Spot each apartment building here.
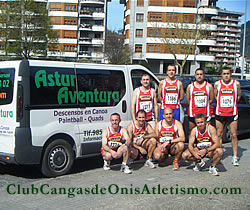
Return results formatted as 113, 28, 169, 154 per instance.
210, 9, 242, 71
122, 0, 218, 74
0, 0, 108, 62
48, 0, 108, 62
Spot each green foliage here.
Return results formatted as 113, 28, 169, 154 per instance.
0, 0, 58, 58
104, 30, 131, 64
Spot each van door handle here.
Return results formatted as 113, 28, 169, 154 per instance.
122, 100, 127, 113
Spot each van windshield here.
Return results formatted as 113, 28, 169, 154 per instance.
0, 68, 15, 105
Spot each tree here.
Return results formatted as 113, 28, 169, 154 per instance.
104, 30, 131, 64
151, 14, 211, 75
0, 0, 58, 59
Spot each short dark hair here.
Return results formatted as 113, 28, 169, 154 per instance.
110, 113, 120, 119
136, 109, 146, 117
195, 68, 204, 74
222, 68, 231, 74
167, 64, 176, 71
141, 74, 150, 79
194, 114, 206, 121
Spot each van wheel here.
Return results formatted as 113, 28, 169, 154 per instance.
222, 125, 231, 143
41, 139, 74, 177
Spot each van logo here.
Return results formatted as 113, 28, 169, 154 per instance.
0, 109, 13, 118
34, 70, 120, 105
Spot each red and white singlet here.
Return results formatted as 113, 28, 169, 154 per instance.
136, 87, 154, 120
106, 126, 123, 149
195, 124, 214, 149
160, 79, 180, 109
188, 81, 210, 117
158, 120, 178, 144
132, 121, 147, 144
216, 80, 238, 116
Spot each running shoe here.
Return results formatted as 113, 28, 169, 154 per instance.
232, 156, 239, 166
120, 164, 132, 174
145, 159, 156, 169
173, 159, 179, 170
209, 166, 219, 176
193, 159, 205, 171
103, 160, 110, 171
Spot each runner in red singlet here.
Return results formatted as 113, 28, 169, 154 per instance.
182, 114, 223, 176
101, 113, 132, 174
214, 68, 241, 166
186, 68, 214, 131
158, 64, 184, 122
131, 74, 158, 128
127, 110, 157, 168
153, 107, 185, 170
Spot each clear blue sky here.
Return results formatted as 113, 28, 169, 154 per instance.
107, 0, 249, 31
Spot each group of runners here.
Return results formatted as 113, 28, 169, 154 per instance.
101, 64, 241, 176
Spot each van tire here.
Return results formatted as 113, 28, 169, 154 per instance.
41, 139, 74, 177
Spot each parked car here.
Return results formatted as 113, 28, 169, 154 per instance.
237, 79, 250, 91
181, 89, 250, 143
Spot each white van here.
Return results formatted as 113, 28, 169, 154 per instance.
0, 60, 159, 177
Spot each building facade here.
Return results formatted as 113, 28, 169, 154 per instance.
0, 0, 108, 62
210, 9, 242, 71
122, 0, 218, 74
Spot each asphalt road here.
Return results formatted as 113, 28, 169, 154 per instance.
0, 134, 249, 210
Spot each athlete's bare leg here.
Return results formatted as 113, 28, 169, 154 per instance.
153, 146, 168, 162
208, 148, 224, 167
229, 120, 238, 157
182, 148, 199, 162
170, 142, 184, 161
117, 144, 129, 164
129, 146, 139, 160
216, 120, 225, 146
143, 138, 157, 160
102, 151, 113, 161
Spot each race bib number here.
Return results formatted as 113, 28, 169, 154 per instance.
221, 96, 233, 107
194, 96, 207, 107
140, 101, 152, 113
159, 136, 173, 143
197, 142, 212, 149
108, 141, 122, 149
165, 93, 178, 104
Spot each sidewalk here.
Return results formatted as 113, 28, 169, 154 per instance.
0, 139, 249, 210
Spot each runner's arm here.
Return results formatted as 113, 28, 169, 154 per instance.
179, 81, 184, 102
172, 121, 185, 143
188, 128, 197, 156
236, 81, 241, 102
152, 89, 159, 122
208, 83, 214, 104
158, 80, 163, 102
207, 125, 220, 152
122, 127, 132, 146
214, 81, 219, 100
186, 84, 191, 104
102, 128, 113, 153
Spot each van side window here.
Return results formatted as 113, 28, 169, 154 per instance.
30, 67, 77, 105
0, 68, 15, 105
131, 69, 159, 93
76, 69, 126, 107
